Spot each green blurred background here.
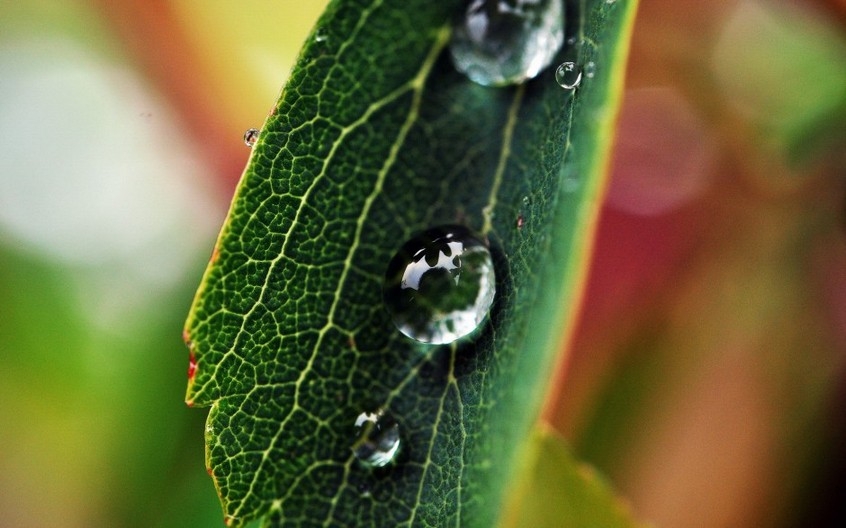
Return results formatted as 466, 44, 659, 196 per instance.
0, 1, 844, 527
0, 2, 327, 526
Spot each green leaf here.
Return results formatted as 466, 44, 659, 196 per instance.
501, 425, 645, 528
184, 0, 638, 526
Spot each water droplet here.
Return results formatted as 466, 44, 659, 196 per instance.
383, 225, 496, 345
584, 61, 596, 78
563, 173, 580, 192
516, 215, 525, 229
358, 482, 373, 498
314, 28, 328, 43
449, 0, 565, 86
243, 128, 259, 147
555, 61, 582, 90
352, 409, 401, 468
522, 196, 531, 206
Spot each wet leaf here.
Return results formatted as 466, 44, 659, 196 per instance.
184, 0, 638, 525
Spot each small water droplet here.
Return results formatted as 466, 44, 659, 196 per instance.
516, 215, 525, 229
383, 225, 496, 345
584, 61, 596, 79
315, 28, 328, 43
555, 62, 582, 90
358, 482, 373, 498
243, 128, 259, 147
522, 196, 531, 206
449, 0, 565, 86
352, 409, 401, 468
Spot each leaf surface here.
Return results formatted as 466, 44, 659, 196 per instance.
184, 0, 638, 525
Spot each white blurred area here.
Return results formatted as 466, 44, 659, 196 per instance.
0, 34, 223, 330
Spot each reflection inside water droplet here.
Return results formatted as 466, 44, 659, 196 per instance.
243, 128, 259, 147
449, 0, 565, 86
383, 225, 496, 345
555, 62, 582, 90
352, 409, 401, 468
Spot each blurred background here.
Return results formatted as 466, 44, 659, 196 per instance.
0, 1, 843, 527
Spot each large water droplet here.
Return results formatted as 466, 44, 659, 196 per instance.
449, 0, 565, 86
555, 61, 582, 90
352, 409, 401, 468
243, 128, 259, 147
383, 225, 496, 345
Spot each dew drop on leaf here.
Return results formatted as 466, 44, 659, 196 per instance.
352, 409, 401, 468
555, 61, 582, 90
358, 482, 373, 498
383, 225, 496, 345
449, 0, 565, 86
584, 60, 596, 78
243, 128, 259, 147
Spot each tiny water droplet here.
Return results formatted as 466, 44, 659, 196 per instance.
449, 0, 565, 86
352, 409, 401, 468
383, 225, 496, 345
522, 196, 531, 206
243, 128, 259, 147
314, 28, 328, 43
584, 61, 596, 78
555, 61, 582, 90
516, 215, 525, 229
562, 166, 581, 192
358, 482, 373, 498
